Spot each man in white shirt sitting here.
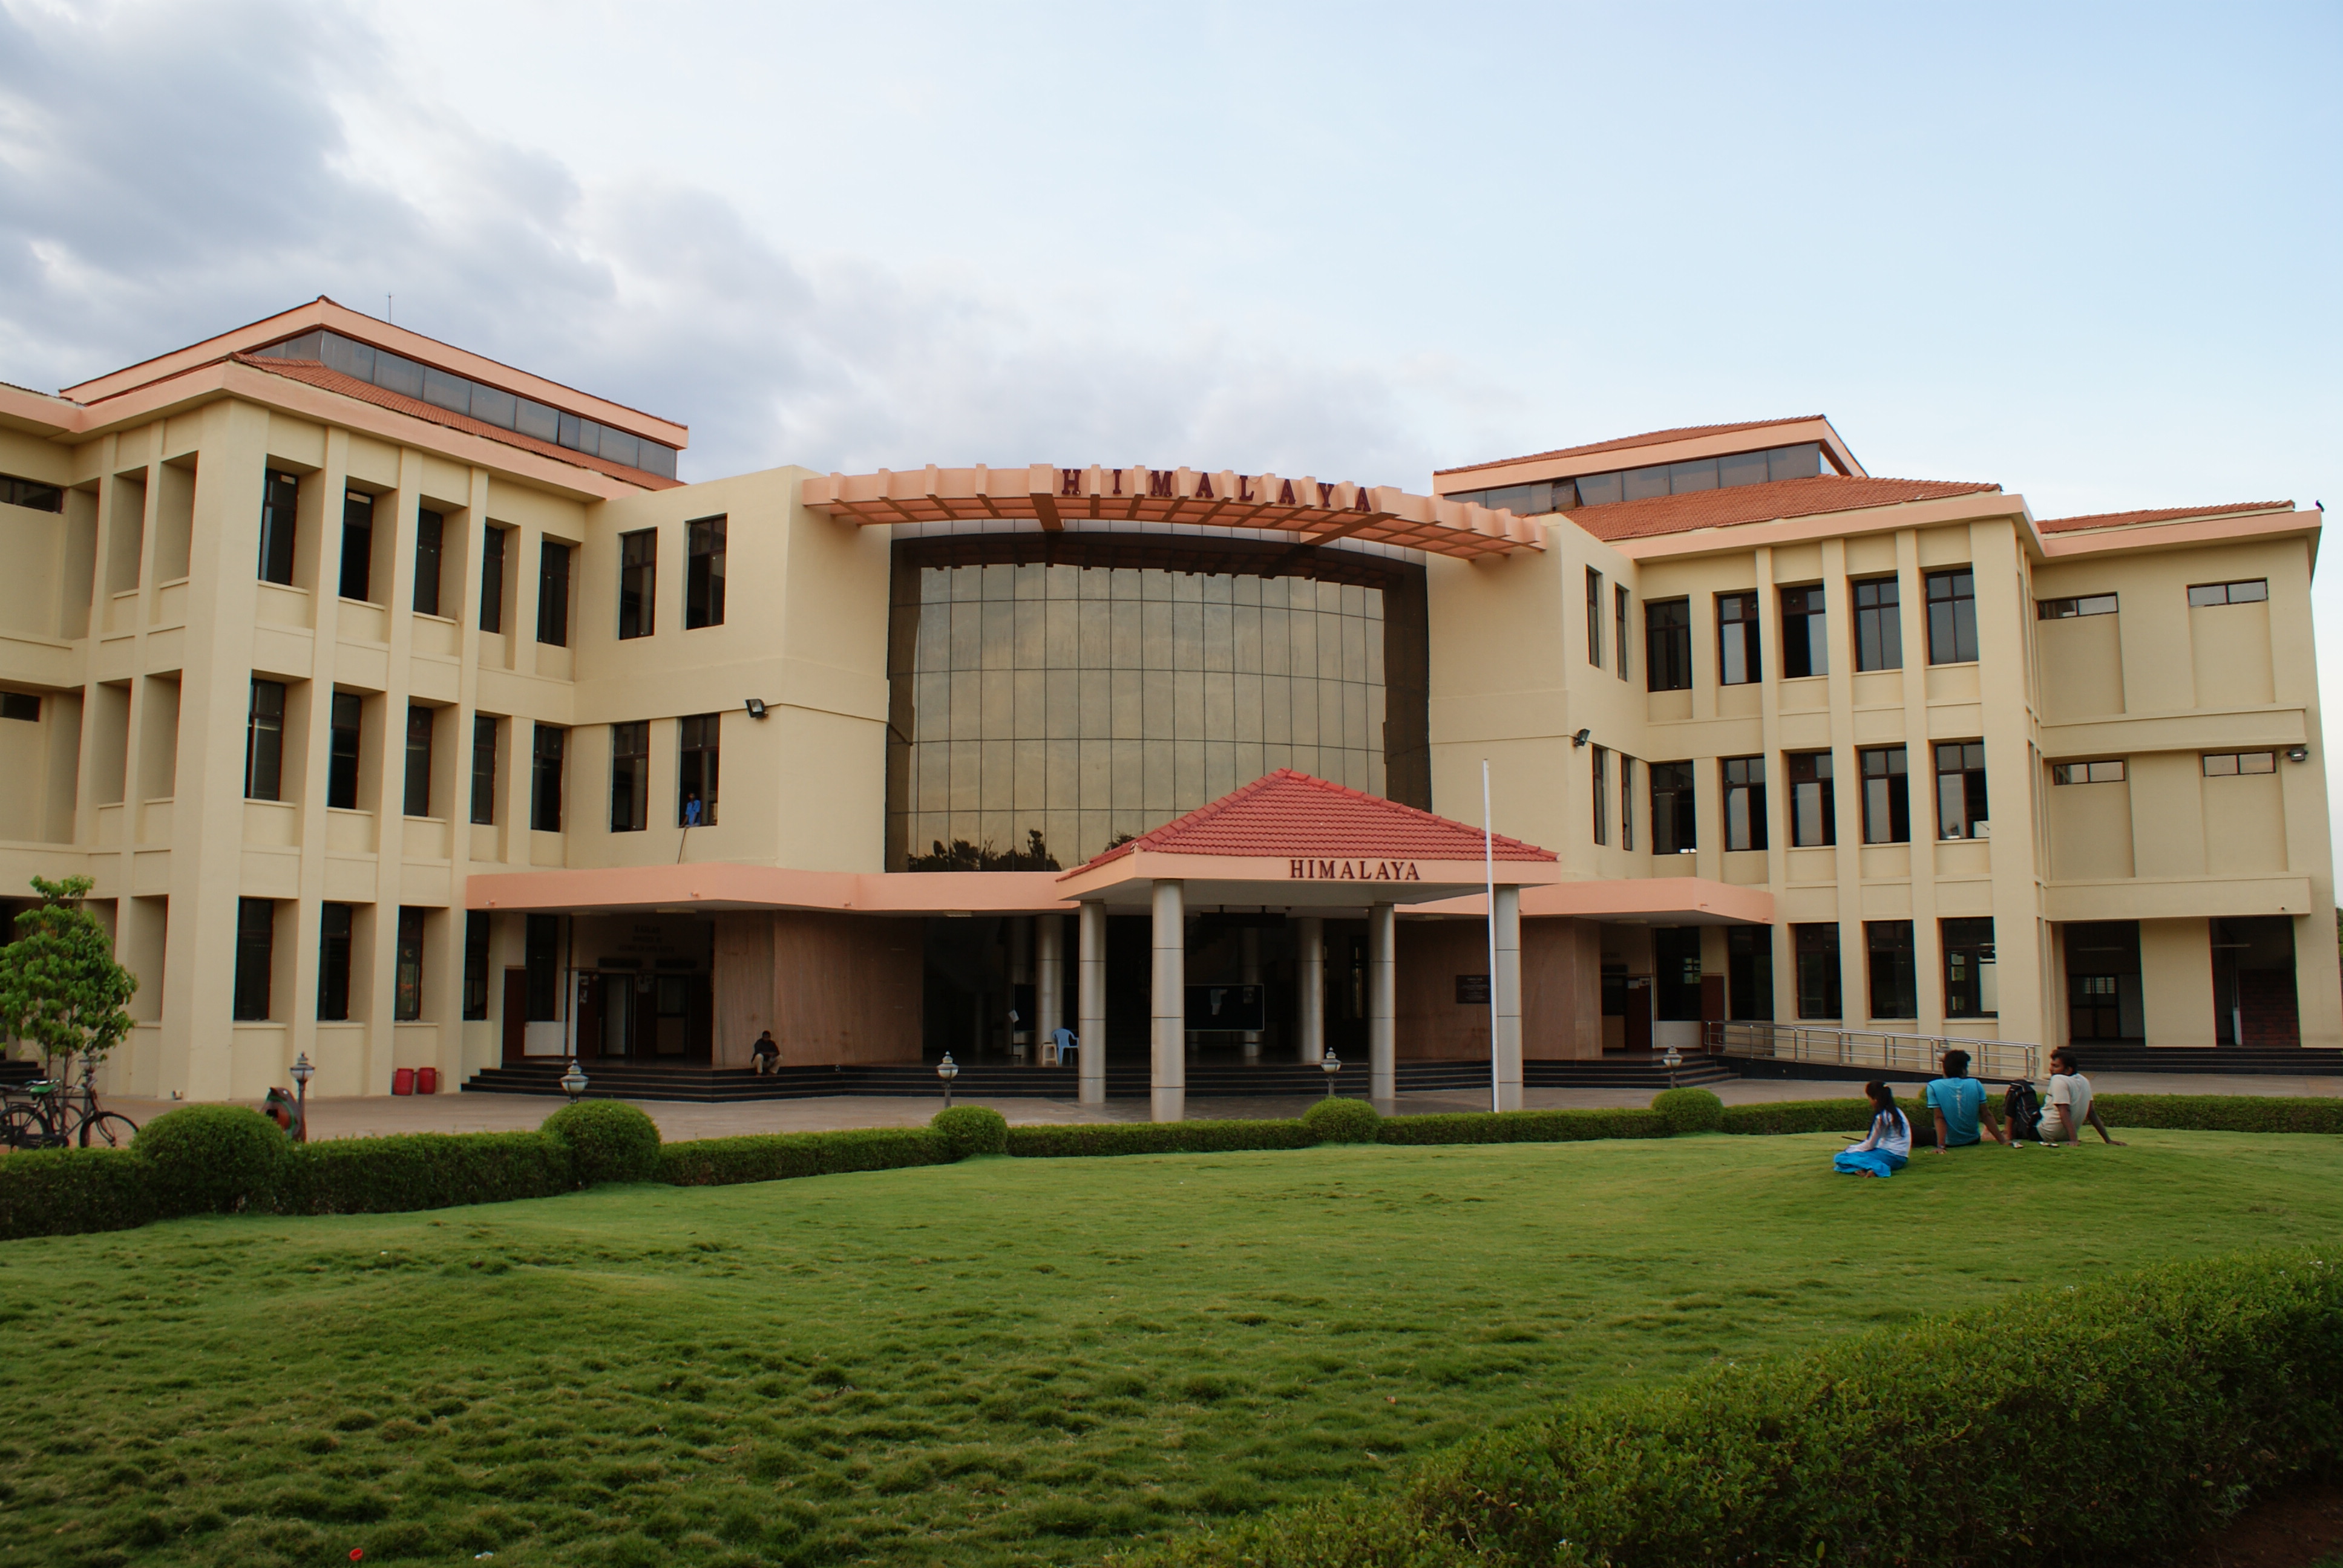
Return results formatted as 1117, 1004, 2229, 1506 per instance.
2036, 1048, 2125, 1147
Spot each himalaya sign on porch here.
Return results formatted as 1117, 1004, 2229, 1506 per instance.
1286, 860, 1423, 882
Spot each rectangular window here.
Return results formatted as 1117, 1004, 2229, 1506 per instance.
1860, 745, 1910, 844
0, 472, 65, 512
463, 911, 490, 1021
685, 515, 727, 629
1726, 926, 1772, 1020
395, 907, 425, 1022
479, 525, 506, 633
1614, 584, 1630, 679
537, 540, 572, 647
1852, 577, 1901, 671
531, 724, 566, 832
2037, 593, 2117, 619
2187, 579, 2269, 607
1645, 599, 1692, 691
1942, 916, 1997, 1018
233, 898, 274, 1020
525, 912, 559, 1021
1717, 592, 1761, 685
413, 508, 444, 616
1787, 750, 1834, 846
610, 720, 649, 831
1722, 755, 1766, 851
2053, 759, 2127, 785
2202, 751, 2278, 776
1780, 584, 1827, 679
678, 713, 720, 826
471, 714, 499, 824
1585, 567, 1604, 666
327, 691, 362, 811
1792, 924, 1841, 1019
1591, 745, 1608, 844
403, 704, 433, 817
1935, 741, 1988, 839
1, 693, 38, 722
258, 468, 298, 586
339, 489, 374, 601
244, 678, 286, 801
1925, 569, 1978, 664
1866, 921, 1917, 1019
317, 903, 353, 1021
618, 528, 656, 639
1619, 754, 1635, 852
1650, 760, 1696, 854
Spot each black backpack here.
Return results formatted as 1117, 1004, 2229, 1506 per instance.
2003, 1079, 2042, 1142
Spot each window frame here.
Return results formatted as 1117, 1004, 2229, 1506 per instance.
2052, 759, 2126, 785
2037, 593, 2117, 619
1942, 916, 1997, 1018
1618, 754, 1634, 852
1585, 567, 1604, 667
413, 508, 445, 616
1590, 744, 1608, 845
685, 515, 728, 629
233, 898, 275, 1021
470, 714, 499, 825
1717, 590, 1763, 685
258, 469, 299, 587
1851, 576, 1902, 671
1645, 598, 1693, 692
537, 540, 572, 647
2202, 751, 2278, 777
326, 690, 362, 811
678, 713, 720, 826
479, 524, 506, 634
244, 678, 287, 802
1858, 745, 1910, 844
1786, 749, 1835, 847
317, 902, 353, 1022
609, 719, 650, 832
1613, 583, 1630, 680
339, 488, 375, 602
1792, 923, 1841, 1020
1779, 584, 1827, 680
1934, 740, 1988, 840
2187, 579, 2269, 607
618, 528, 657, 641
462, 910, 490, 1021
1649, 760, 1696, 855
1925, 568, 1979, 665
402, 703, 433, 818
394, 907, 426, 1022
1721, 754, 1767, 852
530, 724, 566, 832
1865, 920, 1918, 1020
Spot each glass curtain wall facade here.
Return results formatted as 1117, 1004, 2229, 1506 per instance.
885, 537, 1428, 871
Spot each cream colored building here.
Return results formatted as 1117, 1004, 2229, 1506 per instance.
0, 305, 2330, 1107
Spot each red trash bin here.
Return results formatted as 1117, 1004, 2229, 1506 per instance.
392, 1067, 416, 1096
416, 1067, 439, 1096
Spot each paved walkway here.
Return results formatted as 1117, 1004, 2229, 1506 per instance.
92, 1070, 2343, 1143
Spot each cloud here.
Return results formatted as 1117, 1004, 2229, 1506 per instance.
0, 0, 1434, 485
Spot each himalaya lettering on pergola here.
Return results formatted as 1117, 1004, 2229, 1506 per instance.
1062, 468, 1380, 511
1287, 860, 1423, 882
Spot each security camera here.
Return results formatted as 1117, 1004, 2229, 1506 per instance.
744, 698, 768, 719
1571, 728, 1591, 748
2286, 745, 2309, 763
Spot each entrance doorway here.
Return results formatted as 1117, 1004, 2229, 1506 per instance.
577, 970, 713, 1063
2212, 916, 2299, 1046
2063, 921, 2142, 1042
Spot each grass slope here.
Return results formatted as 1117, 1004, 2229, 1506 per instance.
2, 1130, 2339, 1568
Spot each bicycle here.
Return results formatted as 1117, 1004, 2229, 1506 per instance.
1, 1062, 138, 1150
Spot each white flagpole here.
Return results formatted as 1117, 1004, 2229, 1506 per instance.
1483, 758, 1498, 1114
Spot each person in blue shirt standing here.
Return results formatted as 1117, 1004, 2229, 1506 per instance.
1924, 1049, 2008, 1153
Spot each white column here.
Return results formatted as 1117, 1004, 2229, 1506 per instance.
1493, 884, 1523, 1111
1077, 900, 1107, 1105
1150, 880, 1185, 1122
1240, 924, 1263, 1062
1297, 915, 1325, 1062
1368, 901, 1396, 1102
1035, 913, 1064, 1061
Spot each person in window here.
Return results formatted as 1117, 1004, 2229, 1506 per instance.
1833, 1081, 1913, 1178
1924, 1048, 2007, 1152
2031, 1048, 2124, 1149
750, 1030, 781, 1075
683, 791, 703, 827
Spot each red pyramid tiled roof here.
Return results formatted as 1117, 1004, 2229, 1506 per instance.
1063, 769, 1556, 877
1436, 417, 1827, 477
1567, 474, 2002, 543
233, 353, 682, 489
2036, 501, 2292, 534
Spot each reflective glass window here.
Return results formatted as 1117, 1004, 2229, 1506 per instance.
1852, 577, 1901, 670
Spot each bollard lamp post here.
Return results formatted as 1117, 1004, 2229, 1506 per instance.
290, 1052, 314, 1143
1320, 1049, 1342, 1100
937, 1051, 959, 1109
1662, 1043, 1682, 1089
560, 1059, 589, 1103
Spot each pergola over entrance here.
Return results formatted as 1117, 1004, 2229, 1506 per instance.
1052, 770, 1563, 1120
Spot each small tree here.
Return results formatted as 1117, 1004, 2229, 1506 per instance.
0, 875, 137, 1080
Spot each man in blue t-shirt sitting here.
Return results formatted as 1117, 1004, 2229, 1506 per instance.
1924, 1049, 2008, 1154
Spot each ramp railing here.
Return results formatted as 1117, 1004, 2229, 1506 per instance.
1705, 1021, 2038, 1083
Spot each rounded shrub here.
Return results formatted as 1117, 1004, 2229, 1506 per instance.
133, 1103, 287, 1215
1302, 1096, 1381, 1145
1651, 1085, 1726, 1134
930, 1105, 1009, 1160
540, 1100, 661, 1186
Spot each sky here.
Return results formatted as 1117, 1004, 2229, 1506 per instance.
2, 0, 2339, 831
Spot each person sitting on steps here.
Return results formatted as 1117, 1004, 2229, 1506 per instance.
750, 1030, 781, 1075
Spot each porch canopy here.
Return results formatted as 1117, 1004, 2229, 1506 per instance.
1054, 770, 1562, 1120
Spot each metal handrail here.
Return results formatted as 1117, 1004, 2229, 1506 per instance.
1705, 1021, 2037, 1083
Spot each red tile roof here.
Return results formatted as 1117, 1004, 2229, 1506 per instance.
234, 353, 682, 489
1064, 769, 1556, 876
1565, 474, 2002, 543
1436, 417, 1827, 478
2035, 501, 2293, 534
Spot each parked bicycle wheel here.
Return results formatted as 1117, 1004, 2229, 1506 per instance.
77, 1112, 139, 1149
4, 1103, 64, 1149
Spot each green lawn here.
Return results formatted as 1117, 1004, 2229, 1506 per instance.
4, 1129, 2341, 1568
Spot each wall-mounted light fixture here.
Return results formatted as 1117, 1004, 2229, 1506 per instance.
744, 698, 768, 719
2287, 745, 2310, 763
1571, 728, 1591, 748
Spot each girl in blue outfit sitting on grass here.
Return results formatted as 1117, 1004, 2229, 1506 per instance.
1833, 1081, 1912, 1178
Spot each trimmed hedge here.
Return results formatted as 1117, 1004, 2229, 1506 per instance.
931, 1105, 1010, 1158
1717, 1097, 1879, 1136
1375, 1108, 1668, 1145
279, 1132, 574, 1215
1005, 1119, 1317, 1158
0, 1147, 156, 1240
1141, 1247, 2343, 1568
658, 1128, 950, 1186
1303, 1097, 1382, 1144
540, 1100, 661, 1185
2096, 1093, 2343, 1134
133, 1104, 288, 1216
1649, 1086, 1725, 1134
